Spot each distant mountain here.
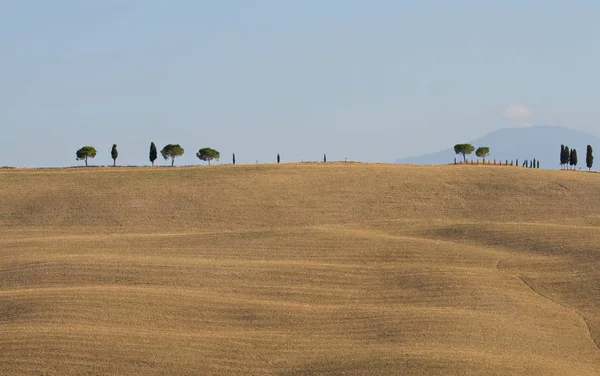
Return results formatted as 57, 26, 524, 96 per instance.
394, 126, 600, 169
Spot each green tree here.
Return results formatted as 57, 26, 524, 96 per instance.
454, 144, 475, 162
475, 146, 490, 163
150, 142, 158, 166
161, 144, 185, 166
563, 146, 570, 169
111, 144, 118, 167
324, 153, 327, 163
560, 145, 566, 169
196, 147, 220, 165
277, 153, 280, 164
232, 153, 236, 165
570, 148, 578, 169
76, 146, 97, 167
586, 145, 593, 170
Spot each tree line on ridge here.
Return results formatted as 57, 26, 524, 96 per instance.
74, 143, 326, 167
76, 143, 220, 167
560, 144, 594, 170
74, 142, 596, 170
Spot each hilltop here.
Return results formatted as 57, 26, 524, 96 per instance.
395, 125, 600, 169
1, 163, 600, 375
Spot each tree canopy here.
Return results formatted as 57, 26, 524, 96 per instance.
586, 145, 593, 170
475, 146, 490, 162
161, 144, 185, 166
150, 142, 158, 166
454, 144, 475, 162
196, 148, 220, 165
76, 146, 97, 167
111, 144, 118, 166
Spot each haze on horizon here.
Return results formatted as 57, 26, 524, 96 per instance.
2, 0, 600, 167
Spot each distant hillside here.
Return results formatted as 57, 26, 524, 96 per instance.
395, 125, 600, 169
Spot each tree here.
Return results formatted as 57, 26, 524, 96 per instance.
570, 148, 578, 169
277, 153, 280, 164
76, 146, 97, 167
324, 153, 327, 163
161, 144, 184, 166
111, 144, 118, 167
150, 142, 158, 166
564, 146, 570, 169
475, 146, 490, 163
232, 153, 236, 165
586, 145, 593, 170
560, 145, 566, 169
196, 147, 220, 165
454, 144, 475, 162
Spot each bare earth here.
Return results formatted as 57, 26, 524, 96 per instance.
1, 163, 599, 375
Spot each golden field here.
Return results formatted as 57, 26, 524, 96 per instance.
0, 163, 599, 375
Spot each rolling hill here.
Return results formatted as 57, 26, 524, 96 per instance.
395, 125, 600, 169
1, 163, 600, 375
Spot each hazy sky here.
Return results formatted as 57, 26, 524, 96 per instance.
2, 1, 600, 167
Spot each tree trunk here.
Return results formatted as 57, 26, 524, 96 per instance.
208, 160, 211, 166
85, 157, 88, 167
152, 161, 155, 167
462, 153, 466, 162
114, 159, 116, 167
171, 158, 174, 167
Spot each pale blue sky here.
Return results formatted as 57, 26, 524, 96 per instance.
2, 0, 600, 166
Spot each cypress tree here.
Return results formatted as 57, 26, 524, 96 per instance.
111, 144, 118, 167
537, 160, 540, 169
560, 145, 565, 169
573, 149, 578, 168
150, 142, 158, 166
564, 146, 570, 169
586, 145, 593, 170
233, 153, 236, 165
516, 159, 518, 167
277, 153, 280, 164
324, 154, 327, 163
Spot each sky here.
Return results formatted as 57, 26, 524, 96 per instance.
2, 0, 600, 167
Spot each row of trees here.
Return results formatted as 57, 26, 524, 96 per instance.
454, 144, 490, 162
76, 143, 221, 167
76, 143, 330, 167
560, 144, 593, 170
453, 143, 544, 168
